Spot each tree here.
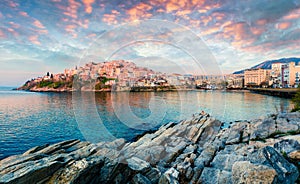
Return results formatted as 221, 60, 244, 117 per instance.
47, 72, 50, 76
292, 86, 300, 112
50, 74, 54, 79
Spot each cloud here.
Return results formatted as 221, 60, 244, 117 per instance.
28, 35, 41, 45
102, 10, 120, 25
62, 0, 80, 19
82, 0, 95, 14
33, 20, 45, 29
7, 28, 19, 37
0, 29, 5, 38
126, 2, 153, 21
19, 11, 29, 17
8, 1, 19, 8
9, 22, 20, 29
283, 8, 300, 20
222, 22, 251, 41
276, 22, 292, 30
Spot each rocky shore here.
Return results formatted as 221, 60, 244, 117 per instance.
1, 112, 300, 183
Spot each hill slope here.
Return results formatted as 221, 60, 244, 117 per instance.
233, 57, 300, 74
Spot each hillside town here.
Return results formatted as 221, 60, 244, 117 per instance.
19, 59, 300, 91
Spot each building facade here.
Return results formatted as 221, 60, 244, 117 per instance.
271, 62, 300, 87
244, 68, 270, 87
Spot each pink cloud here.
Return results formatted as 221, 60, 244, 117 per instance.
256, 19, 267, 25
102, 9, 120, 25
250, 27, 264, 35
87, 33, 96, 38
0, 29, 6, 38
28, 35, 41, 45
7, 28, 18, 37
126, 2, 153, 21
201, 15, 212, 26
9, 22, 20, 29
276, 22, 292, 30
223, 22, 249, 41
102, 14, 118, 25
212, 12, 225, 21
65, 24, 77, 38
19, 11, 29, 17
200, 26, 219, 36
33, 20, 46, 29
82, 0, 95, 14
165, 0, 180, 13
8, 1, 18, 8
62, 0, 80, 19
283, 9, 300, 20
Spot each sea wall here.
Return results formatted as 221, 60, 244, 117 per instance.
249, 88, 298, 98
1, 112, 300, 183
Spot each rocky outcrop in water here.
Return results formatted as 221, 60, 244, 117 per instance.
1, 112, 300, 184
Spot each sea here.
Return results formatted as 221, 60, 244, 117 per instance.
0, 86, 293, 159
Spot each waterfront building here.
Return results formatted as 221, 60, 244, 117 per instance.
226, 74, 244, 88
244, 68, 270, 87
271, 62, 300, 87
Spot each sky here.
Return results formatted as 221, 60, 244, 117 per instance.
0, 0, 300, 86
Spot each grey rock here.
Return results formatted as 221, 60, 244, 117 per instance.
210, 153, 245, 171
199, 167, 232, 184
132, 173, 152, 184
0, 154, 72, 184
232, 161, 276, 184
248, 146, 299, 184
1, 113, 300, 184
274, 139, 300, 155
159, 168, 179, 184
126, 157, 150, 173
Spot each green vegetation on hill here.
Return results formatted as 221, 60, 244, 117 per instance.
36, 80, 72, 89
95, 77, 115, 90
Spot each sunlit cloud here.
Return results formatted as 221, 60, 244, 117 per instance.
102, 10, 120, 25
126, 2, 153, 21
8, 1, 18, 8
28, 35, 41, 45
33, 20, 46, 29
276, 22, 292, 30
0, 29, 5, 38
19, 11, 29, 17
82, 0, 95, 14
62, 0, 80, 19
283, 8, 300, 20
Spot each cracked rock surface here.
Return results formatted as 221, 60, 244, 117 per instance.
1, 112, 300, 184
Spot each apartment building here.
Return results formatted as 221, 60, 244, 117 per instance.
271, 62, 300, 87
244, 68, 270, 87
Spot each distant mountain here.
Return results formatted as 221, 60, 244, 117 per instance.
233, 57, 300, 74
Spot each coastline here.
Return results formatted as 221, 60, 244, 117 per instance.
248, 88, 298, 98
1, 112, 300, 183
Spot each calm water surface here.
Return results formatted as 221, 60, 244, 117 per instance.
0, 87, 293, 159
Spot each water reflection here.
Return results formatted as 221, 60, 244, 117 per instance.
0, 89, 293, 159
